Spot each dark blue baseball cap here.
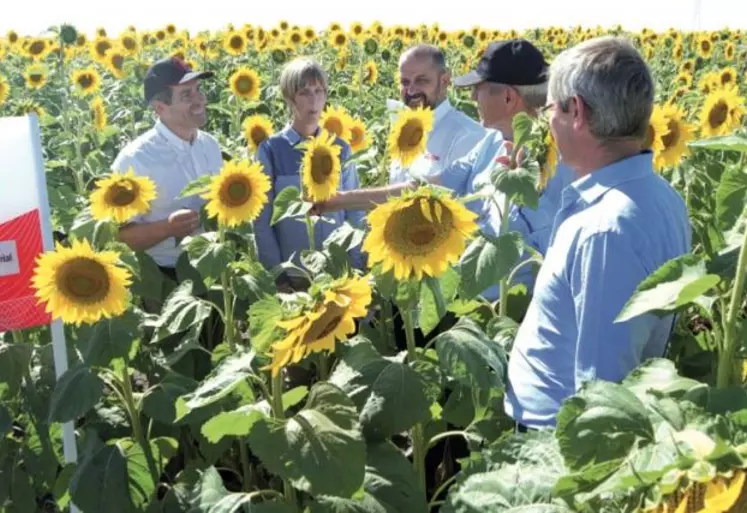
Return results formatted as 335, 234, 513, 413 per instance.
144, 57, 214, 103
454, 39, 549, 87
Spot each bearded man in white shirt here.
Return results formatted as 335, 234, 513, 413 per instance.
388, 44, 486, 185
112, 57, 223, 281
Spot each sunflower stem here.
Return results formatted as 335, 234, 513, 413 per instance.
717, 207, 747, 388
120, 358, 160, 488
220, 229, 237, 351
238, 440, 253, 492
425, 276, 447, 323
378, 298, 395, 351
403, 309, 427, 499
305, 214, 316, 251
498, 191, 512, 318
271, 371, 299, 509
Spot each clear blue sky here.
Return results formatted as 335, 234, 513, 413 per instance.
2, 0, 745, 36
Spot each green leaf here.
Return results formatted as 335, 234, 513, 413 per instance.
179, 174, 214, 198
419, 268, 460, 336
6, 467, 36, 513
70, 440, 133, 513
491, 164, 539, 210
78, 310, 141, 367
271, 186, 311, 225
54, 463, 76, 511
433, 317, 507, 393
142, 372, 198, 425
458, 233, 524, 300
175, 350, 256, 421
0, 343, 33, 397
311, 440, 428, 513
512, 111, 535, 151
151, 280, 213, 343
184, 232, 235, 281
248, 296, 284, 353
121, 437, 158, 508
715, 166, 747, 229
689, 134, 747, 153
233, 261, 276, 302
201, 403, 270, 444
621, 358, 705, 400
248, 382, 365, 497
329, 340, 430, 441
48, 363, 104, 423
615, 254, 721, 323
324, 222, 366, 252
69, 205, 119, 247
130, 250, 168, 301
555, 380, 655, 471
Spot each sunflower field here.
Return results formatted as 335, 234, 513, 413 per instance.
2, 19, 747, 513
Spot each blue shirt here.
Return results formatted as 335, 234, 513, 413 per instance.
254, 125, 366, 273
505, 151, 692, 428
439, 130, 576, 299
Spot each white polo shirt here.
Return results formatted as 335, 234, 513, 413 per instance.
388, 98, 486, 185
111, 119, 223, 268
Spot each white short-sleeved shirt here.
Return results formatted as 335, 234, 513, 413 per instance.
111, 119, 224, 268
387, 99, 486, 185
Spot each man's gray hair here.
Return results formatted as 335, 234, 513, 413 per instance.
548, 36, 654, 140
279, 57, 328, 104
489, 82, 548, 110
399, 44, 447, 73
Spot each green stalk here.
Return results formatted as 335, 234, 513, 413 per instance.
717, 216, 747, 388
403, 309, 427, 499
425, 276, 447, 322
238, 441, 253, 491
121, 358, 160, 487
498, 191, 511, 318
271, 372, 299, 510
305, 214, 316, 251
220, 229, 237, 351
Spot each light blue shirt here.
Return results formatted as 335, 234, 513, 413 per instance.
254, 125, 366, 273
505, 151, 692, 428
439, 130, 576, 299
388, 99, 485, 185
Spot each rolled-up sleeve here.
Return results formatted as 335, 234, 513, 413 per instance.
254, 142, 283, 271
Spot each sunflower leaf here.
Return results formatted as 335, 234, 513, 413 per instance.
48, 363, 104, 423
715, 165, 747, 230
248, 295, 284, 354
688, 134, 747, 153
174, 349, 257, 422
458, 233, 524, 300
247, 382, 366, 497
178, 174, 213, 199
69, 205, 119, 248
0, 342, 33, 397
615, 253, 721, 323
271, 186, 312, 225
329, 339, 430, 441
69, 437, 134, 513
491, 163, 540, 210
183, 231, 234, 282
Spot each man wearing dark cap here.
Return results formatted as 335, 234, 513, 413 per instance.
112, 57, 221, 282
314, 39, 576, 299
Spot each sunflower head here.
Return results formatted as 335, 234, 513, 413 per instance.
229, 67, 261, 100
223, 30, 247, 56
320, 106, 353, 142
265, 274, 372, 377
362, 187, 479, 281
363, 61, 378, 85
25, 38, 49, 59
699, 85, 746, 138
201, 159, 271, 227
654, 104, 695, 171
91, 96, 107, 132
72, 67, 101, 95
31, 238, 132, 325
24, 65, 48, 89
242, 114, 274, 152
300, 129, 343, 202
119, 33, 139, 55
106, 49, 127, 79
90, 168, 157, 224
387, 106, 435, 169
329, 30, 348, 49
91, 37, 112, 63
644, 104, 668, 155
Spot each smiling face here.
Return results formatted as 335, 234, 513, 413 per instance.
398, 54, 449, 109
153, 79, 207, 133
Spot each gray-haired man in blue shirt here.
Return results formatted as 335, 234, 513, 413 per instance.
505, 36, 692, 430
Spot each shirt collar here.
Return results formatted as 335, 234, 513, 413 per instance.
566, 150, 654, 206
281, 124, 321, 146
432, 98, 452, 125
155, 119, 197, 151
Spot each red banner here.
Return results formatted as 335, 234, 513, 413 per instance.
0, 208, 51, 331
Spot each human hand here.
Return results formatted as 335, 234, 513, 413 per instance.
167, 209, 200, 238
495, 141, 527, 170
